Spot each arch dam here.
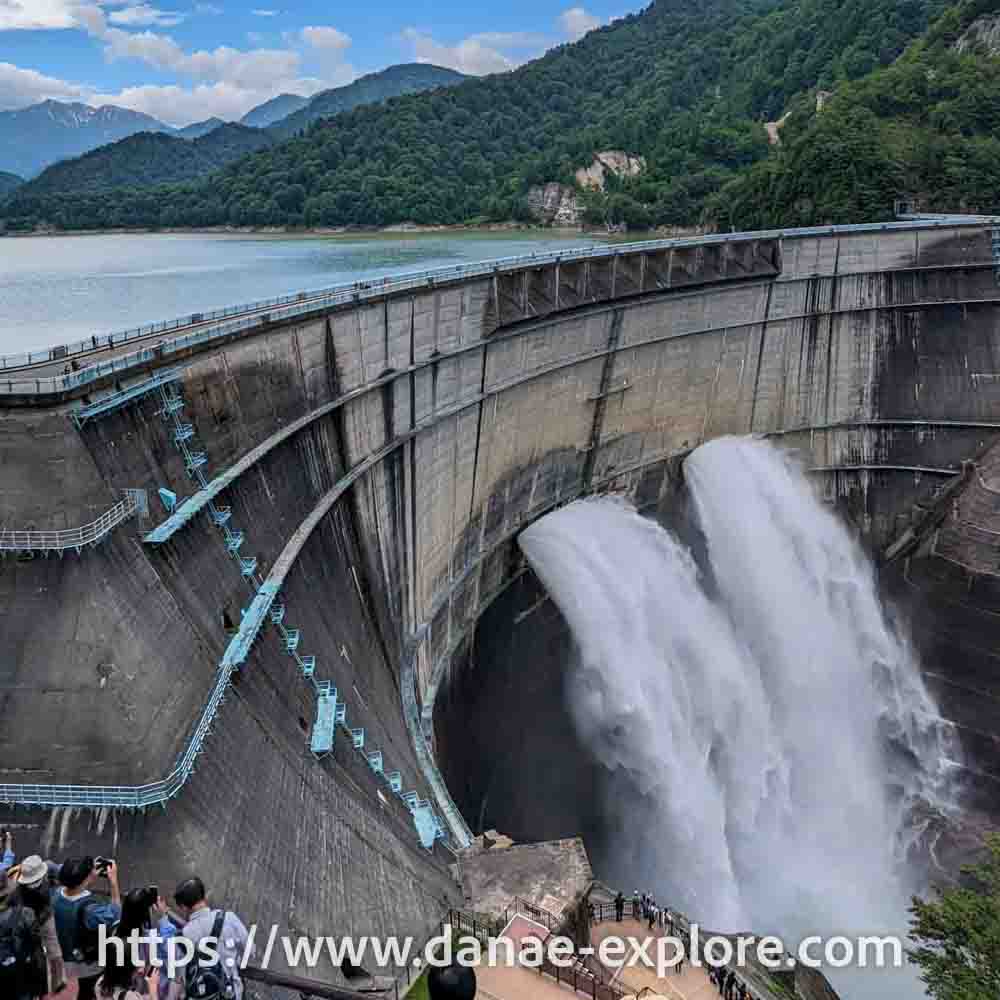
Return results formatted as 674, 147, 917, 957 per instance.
1, 220, 999, 982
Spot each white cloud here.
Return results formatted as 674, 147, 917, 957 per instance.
0, 0, 82, 30
251, 8, 277, 15
88, 77, 321, 124
0, 60, 83, 108
194, 2, 222, 12
108, 4, 183, 27
560, 6, 602, 40
401, 28, 536, 76
300, 25, 351, 51
81, 7, 303, 89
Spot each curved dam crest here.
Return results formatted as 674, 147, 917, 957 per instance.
1, 221, 999, 987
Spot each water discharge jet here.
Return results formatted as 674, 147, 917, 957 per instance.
518, 436, 960, 998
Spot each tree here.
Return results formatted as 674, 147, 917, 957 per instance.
908, 833, 1000, 999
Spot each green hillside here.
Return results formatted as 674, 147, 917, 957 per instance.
18, 124, 273, 197
712, 0, 1000, 226
3, 0, 975, 231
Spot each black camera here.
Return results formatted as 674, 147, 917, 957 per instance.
94, 856, 114, 875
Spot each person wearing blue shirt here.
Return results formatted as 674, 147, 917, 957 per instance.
0, 829, 15, 878
51, 857, 122, 1000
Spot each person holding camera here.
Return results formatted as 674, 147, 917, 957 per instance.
52, 857, 122, 1000
94, 887, 182, 1000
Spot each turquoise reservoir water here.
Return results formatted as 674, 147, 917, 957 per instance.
0, 231, 605, 354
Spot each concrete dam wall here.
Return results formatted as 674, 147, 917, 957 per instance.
1, 221, 999, 983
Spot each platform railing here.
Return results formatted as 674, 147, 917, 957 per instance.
0, 490, 144, 555
1, 216, 996, 392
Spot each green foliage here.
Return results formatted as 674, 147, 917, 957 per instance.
0, 0, 957, 230
716, 0, 1000, 226
908, 833, 1000, 999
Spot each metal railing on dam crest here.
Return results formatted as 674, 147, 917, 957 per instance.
2, 216, 996, 397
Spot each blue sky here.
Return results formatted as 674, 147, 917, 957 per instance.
0, 1, 637, 125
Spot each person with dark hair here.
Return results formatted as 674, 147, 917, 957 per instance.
112, 890, 182, 1000
427, 964, 476, 1000
174, 877, 250, 1000
52, 857, 122, 1000
614, 891, 624, 922
93, 941, 159, 1000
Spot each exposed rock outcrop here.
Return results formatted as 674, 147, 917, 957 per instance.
954, 14, 1000, 56
765, 111, 792, 146
525, 182, 581, 225
575, 150, 646, 191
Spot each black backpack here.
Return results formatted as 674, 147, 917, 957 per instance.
0, 900, 35, 995
185, 910, 236, 1000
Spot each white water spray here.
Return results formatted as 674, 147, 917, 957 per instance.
518, 436, 957, 995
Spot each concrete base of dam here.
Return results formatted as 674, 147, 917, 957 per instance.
2, 221, 1000, 990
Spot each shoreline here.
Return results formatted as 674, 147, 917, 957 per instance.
0, 222, 603, 240
0, 221, 712, 241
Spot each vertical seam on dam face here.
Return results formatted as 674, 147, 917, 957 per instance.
748, 281, 774, 434
582, 308, 625, 490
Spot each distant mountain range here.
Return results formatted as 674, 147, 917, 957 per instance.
176, 117, 227, 139
0, 101, 172, 178
0, 171, 23, 196
240, 93, 309, 128
267, 64, 466, 138
8, 64, 467, 197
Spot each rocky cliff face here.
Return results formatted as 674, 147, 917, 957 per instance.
526, 150, 646, 226
955, 14, 1000, 56
525, 182, 582, 225
574, 150, 646, 191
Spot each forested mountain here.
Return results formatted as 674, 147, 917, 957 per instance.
6, 0, 996, 231
0, 64, 465, 205
0, 101, 171, 178
20, 124, 274, 196
266, 64, 466, 139
0, 172, 23, 196
241, 93, 309, 128
712, 1, 1000, 226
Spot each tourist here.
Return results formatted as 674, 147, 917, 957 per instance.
0, 872, 46, 1000
175, 876, 251, 1000
94, 938, 160, 1000
632, 889, 640, 918
614, 891, 624, 922
53, 858, 122, 1000
110, 888, 183, 1000
1, 829, 15, 878
9, 856, 66, 995
647, 904, 657, 931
